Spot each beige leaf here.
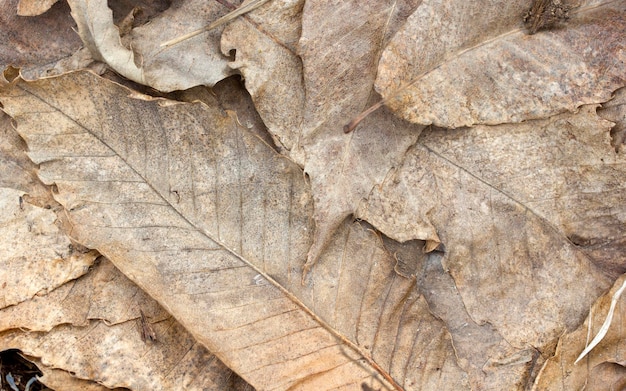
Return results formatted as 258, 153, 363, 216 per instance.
418, 251, 536, 390
0, 71, 471, 389
532, 273, 626, 390
0, 113, 97, 309
221, 0, 424, 271
17, 0, 58, 16
67, 0, 237, 92
221, 0, 305, 153
599, 86, 626, 153
416, 105, 626, 275
0, 257, 253, 390
375, 0, 626, 128
356, 107, 623, 388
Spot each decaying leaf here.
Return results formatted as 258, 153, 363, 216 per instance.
67, 0, 238, 91
0, 71, 472, 390
533, 273, 626, 390
599, 86, 626, 153
418, 251, 536, 390
222, 0, 424, 271
0, 257, 252, 390
0, 113, 97, 309
17, 0, 58, 16
417, 105, 626, 274
0, 0, 82, 80
221, 0, 305, 153
374, 0, 625, 128
355, 105, 625, 388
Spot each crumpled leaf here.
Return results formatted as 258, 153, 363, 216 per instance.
418, 251, 537, 390
416, 105, 626, 273
599, 86, 626, 153
375, 0, 626, 128
221, 0, 424, 270
532, 273, 626, 390
0, 257, 252, 391
355, 106, 624, 388
0, 112, 97, 309
68, 0, 237, 91
0, 71, 471, 390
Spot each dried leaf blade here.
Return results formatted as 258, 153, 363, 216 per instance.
0, 71, 400, 390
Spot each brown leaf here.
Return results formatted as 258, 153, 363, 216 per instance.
0, 113, 97, 309
17, 0, 58, 16
0, 257, 252, 390
375, 0, 626, 128
221, 0, 424, 271
0, 71, 471, 389
418, 251, 537, 390
67, 0, 238, 91
416, 105, 626, 275
532, 273, 626, 390
220, 0, 305, 152
598, 86, 626, 153
0, 0, 82, 79
356, 106, 623, 388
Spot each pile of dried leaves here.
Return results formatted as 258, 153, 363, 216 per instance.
1, 0, 624, 389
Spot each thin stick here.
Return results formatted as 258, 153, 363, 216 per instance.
160, 0, 272, 48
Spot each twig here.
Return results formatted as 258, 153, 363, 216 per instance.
160, 0, 272, 48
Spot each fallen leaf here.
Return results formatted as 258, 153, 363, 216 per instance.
374, 0, 626, 128
221, 0, 424, 270
0, 71, 470, 389
67, 0, 238, 91
17, 0, 58, 16
532, 273, 626, 390
418, 251, 537, 390
598, 86, 626, 153
0, 257, 253, 390
356, 106, 623, 388
0, 0, 82, 80
0, 113, 97, 309
221, 0, 305, 152
417, 105, 626, 275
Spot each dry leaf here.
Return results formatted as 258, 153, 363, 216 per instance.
416, 105, 626, 274
0, 113, 97, 309
532, 273, 626, 390
355, 106, 624, 388
0, 257, 252, 390
599, 86, 626, 153
375, 0, 626, 128
17, 0, 58, 16
221, 0, 305, 152
0, 0, 82, 80
67, 0, 237, 91
0, 71, 471, 390
418, 251, 537, 390
221, 0, 424, 270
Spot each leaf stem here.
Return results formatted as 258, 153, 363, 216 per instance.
344, 100, 386, 133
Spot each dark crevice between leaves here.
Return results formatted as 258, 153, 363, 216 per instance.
380, 236, 429, 280
0, 350, 45, 391
106, 0, 172, 28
